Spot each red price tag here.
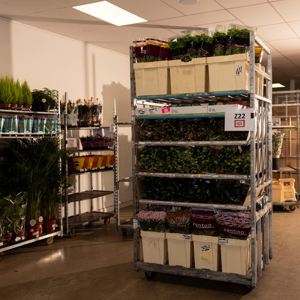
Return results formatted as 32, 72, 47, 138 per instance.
161, 106, 171, 114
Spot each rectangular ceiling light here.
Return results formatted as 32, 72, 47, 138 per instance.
272, 83, 285, 88
73, 1, 147, 26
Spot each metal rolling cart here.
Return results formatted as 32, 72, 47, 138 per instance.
62, 100, 114, 236
131, 31, 272, 288
0, 106, 63, 253
113, 114, 133, 236
272, 90, 300, 210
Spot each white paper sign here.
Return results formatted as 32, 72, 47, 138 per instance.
225, 108, 255, 131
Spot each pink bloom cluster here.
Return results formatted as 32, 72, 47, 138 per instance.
137, 210, 166, 222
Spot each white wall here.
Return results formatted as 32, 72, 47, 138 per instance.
0, 17, 13, 77
0, 18, 132, 214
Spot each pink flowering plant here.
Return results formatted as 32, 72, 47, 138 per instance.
137, 210, 166, 232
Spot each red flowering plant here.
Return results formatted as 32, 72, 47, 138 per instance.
136, 210, 166, 232
215, 210, 251, 239
167, 210, 192, 234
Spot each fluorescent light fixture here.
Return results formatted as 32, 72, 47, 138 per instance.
272, 83, 285, 88
73, 1, 147, 26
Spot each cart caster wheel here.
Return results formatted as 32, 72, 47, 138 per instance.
144, 271, 155, 280
46, 237, 54, 246
289, 205, 296, 212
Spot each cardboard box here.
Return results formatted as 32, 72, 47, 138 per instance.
134, 61, 169, 96
169, 57, 206, 94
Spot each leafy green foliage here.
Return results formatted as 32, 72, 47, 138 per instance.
0, 138, 65, 220
137, 118, 249, 142
0, 77, 12, 104
32, 88, 58, 111
139, 146, 250, 175
141, 177, 249, 205
22, 81, 32, 106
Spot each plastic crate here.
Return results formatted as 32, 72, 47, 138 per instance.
272, 180, 284, 203
140, 230, 167, 264
207, 53, 249, 92
134, 61, 169, 96
192, 235, 219, 271
169, 57, 206, 94
220, 237, 251, 275
166, 232, 193, 268
279, 178, 297, 201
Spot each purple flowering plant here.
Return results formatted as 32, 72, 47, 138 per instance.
137, 210, 166, 232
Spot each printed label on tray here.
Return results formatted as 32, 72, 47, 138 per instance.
201, 244, 211, 252
182, 234, 192, 240
133, 219, 138, 229
200, 244, 213, 263
225, 108, 255, 131
218, 238, 228, 245
161, 106, 171, 114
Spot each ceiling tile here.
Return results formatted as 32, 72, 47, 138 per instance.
92, 42, 129, 55
29, 7, 104, 21
216, 0, 267, 8
161, 0, 222, 15
272, 0, 300, 22
229, 3, 283, 26
105, 0, 183, 21
200, 20, 243, 33
288, 20, 300, 36
21, 20, 104, 35
0, 0, 68, 15
287, 54, 300, 68
151, 10, 233, 27
257, 23, 297, 41
269, 38, 300, 55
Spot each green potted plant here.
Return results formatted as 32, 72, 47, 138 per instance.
22, 81, 32, 110
213, 31, 227, 56
7, 77, 17, 109
14, 80, 23, 109
226, 28, 250, 55
32, 88, 58, 111
1, 138, 65, 237
193, 34, 213, 57
0, 77, 12, 109
272, 131, 285, 170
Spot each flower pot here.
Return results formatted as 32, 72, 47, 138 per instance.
43, 219, 57, 233
27, 219, 40, 239
272, 157, 280, 170
0, 103, 11, 109
27, 216, 43, 239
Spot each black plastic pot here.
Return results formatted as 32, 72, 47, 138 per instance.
272, 157, 280, 170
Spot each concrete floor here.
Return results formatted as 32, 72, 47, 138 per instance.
0, 208, 299, 300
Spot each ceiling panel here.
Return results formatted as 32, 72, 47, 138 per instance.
269, 38, 300, 55
271, 0, 300, 22
0, 0, 67, 15
288, 20, 300, 37
105, 0, 183, 21
287, 54, 300, 68
257, 23, 297, 41
215, 0, 267, 8
21, 20, 105, 35
29, 6, 105, 21
91, 42, 129, 55
161, 0, 222, 15
84, 26, 174, 43
151, 10, 233, 27
229, 3, 283, 26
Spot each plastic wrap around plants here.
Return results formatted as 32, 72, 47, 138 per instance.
272, 131, 285, 158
